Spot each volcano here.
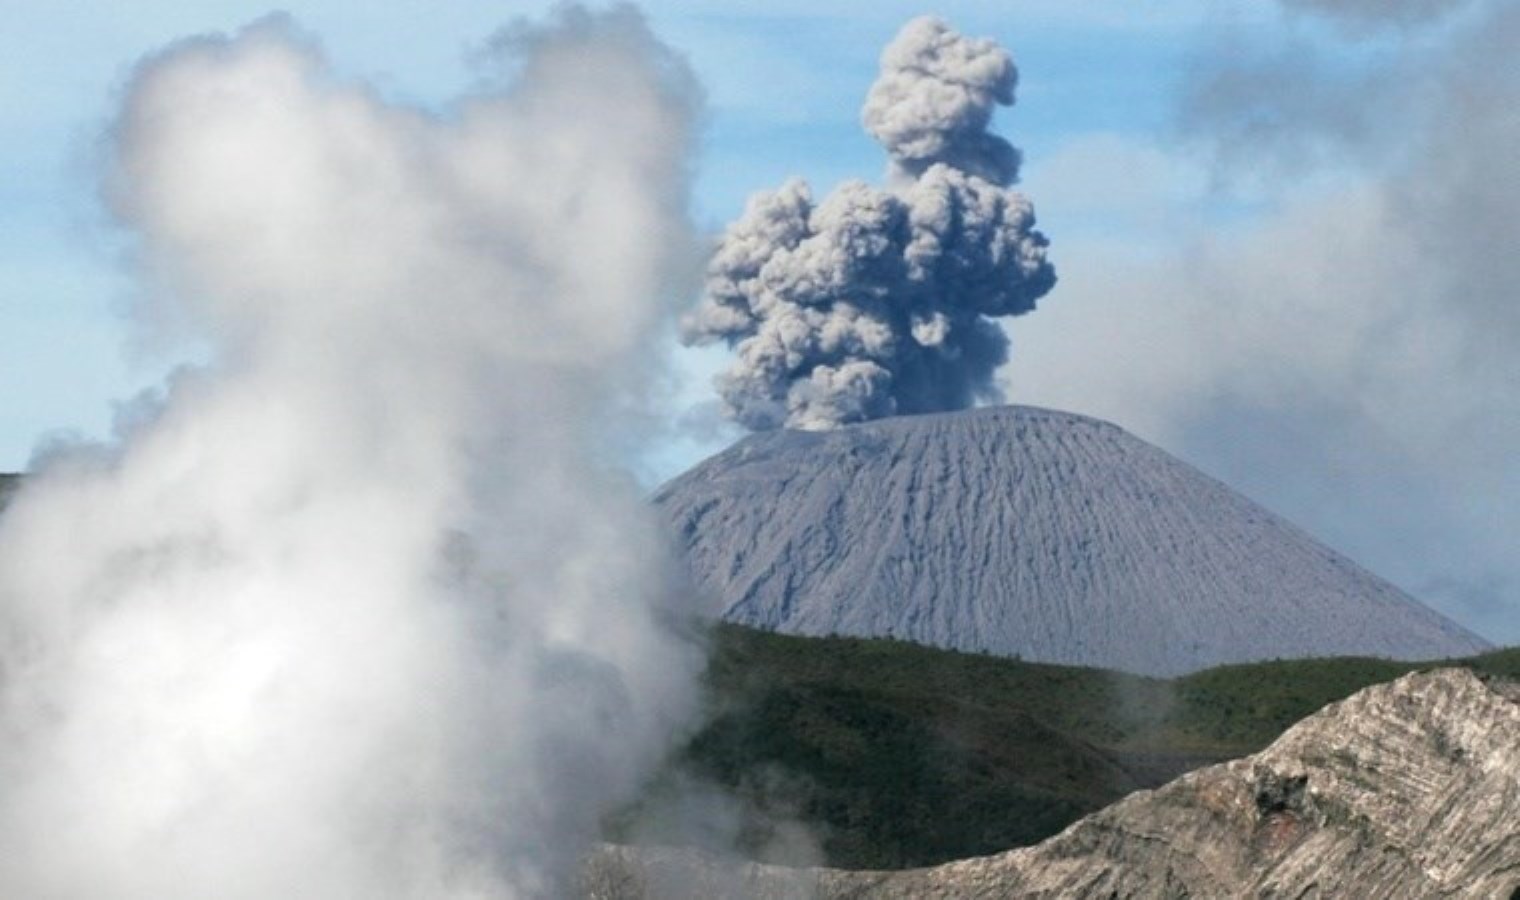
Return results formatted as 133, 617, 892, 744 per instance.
653, 406, 1488, 676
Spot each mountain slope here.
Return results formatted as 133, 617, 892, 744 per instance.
587, 668, 1520, 898
654, 406, 1489, 676
625, 624, 1518, 870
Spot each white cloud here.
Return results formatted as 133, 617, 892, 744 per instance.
1004, 0, 1520, 642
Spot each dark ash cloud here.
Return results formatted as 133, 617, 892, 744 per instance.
684, 17, 1055, 431
862, 15, 1022, 185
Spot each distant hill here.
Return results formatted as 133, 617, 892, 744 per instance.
0, 473, 18, 509
654, 406, 1490, 676
622, 624, 1519, 870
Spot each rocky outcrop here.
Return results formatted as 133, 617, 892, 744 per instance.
586, 668, 1520, 898
654, 406, 1489, 676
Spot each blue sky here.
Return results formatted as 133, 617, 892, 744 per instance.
3, 1, 1517, 644
0, 1, 1239, 465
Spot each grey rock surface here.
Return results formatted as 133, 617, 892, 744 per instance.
585, 668, 1520, 898
654, 406, 1489, 676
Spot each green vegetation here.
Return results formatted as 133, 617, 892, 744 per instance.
1, 469, 1510, 869
632, 624, 1517, 870
1162, 652, 1510, 749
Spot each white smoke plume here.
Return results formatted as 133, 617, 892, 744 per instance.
0, 7, 706, 898
683, 17, 1055, 431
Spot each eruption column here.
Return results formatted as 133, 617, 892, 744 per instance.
684, 17, 1056, 431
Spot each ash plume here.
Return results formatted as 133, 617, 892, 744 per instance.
863, 16, 1022, 186
0, 7, 705, 898
683, 17, 1055, 432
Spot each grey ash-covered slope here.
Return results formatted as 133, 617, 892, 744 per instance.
654, 406, 1488, 676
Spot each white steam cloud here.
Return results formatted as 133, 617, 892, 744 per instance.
0, 8, 705, 898
1002, 0, 1520, 642
683, 17, 1055, 431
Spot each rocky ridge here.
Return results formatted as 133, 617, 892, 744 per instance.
585, 667, 1520, 898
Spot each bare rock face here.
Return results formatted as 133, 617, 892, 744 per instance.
585, 668, 1520, 898
654, 406, 1489, 676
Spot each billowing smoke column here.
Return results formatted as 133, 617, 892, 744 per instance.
683, 17, 1055, 431
0, 8, 704, 898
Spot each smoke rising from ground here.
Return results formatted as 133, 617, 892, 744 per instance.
683, 17, 1054, 431
0, 8, 705, 897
